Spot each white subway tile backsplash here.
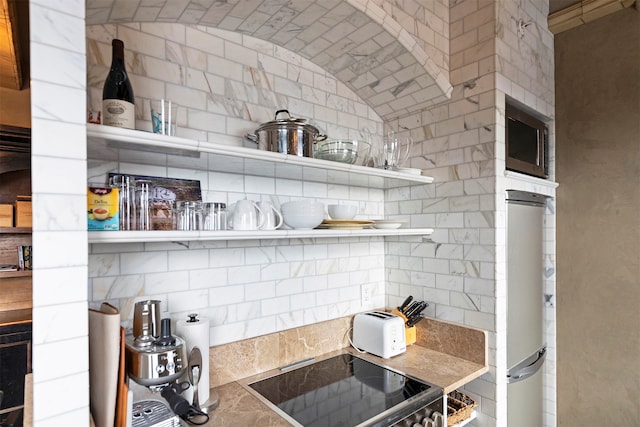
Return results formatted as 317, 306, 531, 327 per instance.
168, 248, 210, 270
167, 289, 210, 312
120, 251, 168, 275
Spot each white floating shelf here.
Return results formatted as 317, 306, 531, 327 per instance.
87, 228, 435, 244
87, 124, 434, 189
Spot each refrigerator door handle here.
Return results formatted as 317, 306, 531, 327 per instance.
507, 346, 547, 384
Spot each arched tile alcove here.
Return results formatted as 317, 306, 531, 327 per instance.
86, 0, 452, 121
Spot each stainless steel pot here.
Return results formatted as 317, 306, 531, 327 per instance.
246, 109, 327, 157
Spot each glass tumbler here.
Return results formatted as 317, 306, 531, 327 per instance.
135, 180, 154, 230
202, 202, 227, 231
109, 174, 133, 230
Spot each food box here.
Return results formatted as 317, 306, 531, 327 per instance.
15, 200, 32, 227
88, 186, 119, 231
0, 204, 13, 227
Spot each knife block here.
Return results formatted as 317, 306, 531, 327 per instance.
391, 308, 416, 346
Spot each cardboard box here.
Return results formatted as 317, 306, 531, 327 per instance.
88, 186, 119, 231
0, 204, 13, 227
15, 201, 31, 227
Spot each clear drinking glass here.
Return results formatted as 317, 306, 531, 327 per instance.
135, 180, 153, 230
109, 174, 133, 230
202, 202, 227, 231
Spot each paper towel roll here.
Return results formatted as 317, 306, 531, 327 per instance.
176, 314, 210, 405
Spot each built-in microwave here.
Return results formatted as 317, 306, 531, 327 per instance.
505, 102, 548, 179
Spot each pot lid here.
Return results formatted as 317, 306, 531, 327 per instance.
257, 109, 317, 130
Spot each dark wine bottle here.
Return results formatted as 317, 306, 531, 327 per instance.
102, 39, 135, 129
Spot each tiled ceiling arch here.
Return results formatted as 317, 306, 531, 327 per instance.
86, 0, 452, 121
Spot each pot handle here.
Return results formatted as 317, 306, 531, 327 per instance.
274, 109, 291, 120
315, 134, 328, 143
245, 133, 259, 143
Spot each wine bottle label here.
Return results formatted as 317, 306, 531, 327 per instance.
102, 99, 135, 129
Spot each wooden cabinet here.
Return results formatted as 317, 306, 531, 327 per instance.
0, 228, 32, 311
0, 136, 32, 312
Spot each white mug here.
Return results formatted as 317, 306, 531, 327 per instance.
257, 201, 283, 230
229, 200, 265, 230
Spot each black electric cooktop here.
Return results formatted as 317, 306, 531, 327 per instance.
248, 353, 442, 427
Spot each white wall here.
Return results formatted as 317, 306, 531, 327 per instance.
30, 1, 90, 424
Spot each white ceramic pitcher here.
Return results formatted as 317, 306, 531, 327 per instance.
257, 201, 283, 230
229, 199, 266, 230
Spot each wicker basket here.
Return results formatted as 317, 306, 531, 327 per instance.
447, 390, 477, 425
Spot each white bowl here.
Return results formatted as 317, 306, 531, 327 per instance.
281, 201, 325, 229
328, 204, 357, 220
372, 220, 408, 229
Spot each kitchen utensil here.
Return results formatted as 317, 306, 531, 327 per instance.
228, 199, 266, 230
280, 200, 325, 229
256, 200, 283, 230
109, 174, 133, 230
245, 109, 327, 157
405, 301, 428, 320
188, 347, 202, 410
175, 200, 202, 231
406, 314, 424, 327
372, 130, 413, 170
150, 99, 178, 136
316, 219, 374, 229
202, 202, 227, 231
134, 180, 153, 230
372, 219, 408, 229
327, 204, 358, 220
402, 301, 419, 316
313, 139, 370, 165
398, 296, 413, 312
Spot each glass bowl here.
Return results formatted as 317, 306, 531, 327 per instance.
314, 140, 371, 165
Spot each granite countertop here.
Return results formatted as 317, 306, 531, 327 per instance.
202, 344, 488, 426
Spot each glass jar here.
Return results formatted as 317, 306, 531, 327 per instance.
175, 201, 202, 231
202, 202, 227, 231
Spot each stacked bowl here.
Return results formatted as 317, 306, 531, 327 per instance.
313, 140, 371, 165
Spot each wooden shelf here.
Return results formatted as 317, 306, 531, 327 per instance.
0, 270, 32, 278
86, 124, 434, 190
0, 227, 31, 234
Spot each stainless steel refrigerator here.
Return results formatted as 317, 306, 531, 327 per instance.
506, 190, 548, 427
